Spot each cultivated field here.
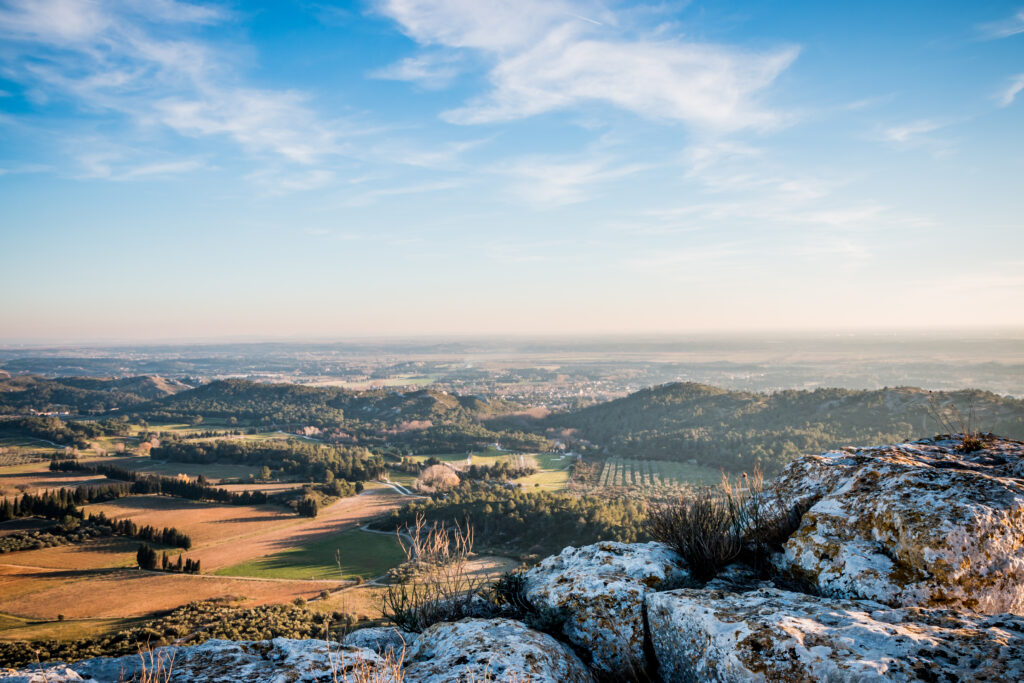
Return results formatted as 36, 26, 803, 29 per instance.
195, 488, 407, 572
0, 460, 113, 499
83, 495, 296, 547
596, 456, 723, 489
0, 565, 341, 620
215, 528, 405, 581
0, 447, 412, 641
398, 449, 573, 491
101, 456, 261, 483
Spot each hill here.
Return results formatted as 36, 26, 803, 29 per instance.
542, 382, 1024, 472
137, 379, 552, 453
0, 375, 190, 415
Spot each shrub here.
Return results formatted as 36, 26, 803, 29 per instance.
415, 464, 460, 492
645, 468, 805, 582
382, 515, 494, 632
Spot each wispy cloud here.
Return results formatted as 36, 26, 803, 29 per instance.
370, 51, 463, 89
0, 0, 346, 173
495, 153, 650, 206
881, 119, 946, 144
978, 8, 1024, 39
374, 0, 798, 130
997, 74, 1024, 107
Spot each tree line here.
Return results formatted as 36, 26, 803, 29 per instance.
150, 438, 385, 484
136, 544, 200, 572
0, 490, 191, 549
49, 459, 269, 506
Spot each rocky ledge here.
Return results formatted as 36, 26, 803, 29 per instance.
4, 435, 1022, 682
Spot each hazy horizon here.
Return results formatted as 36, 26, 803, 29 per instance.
2, 1, 1023, 341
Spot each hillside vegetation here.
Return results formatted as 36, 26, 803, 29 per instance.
544, 383, 1024, 472
0, 375, 189, 415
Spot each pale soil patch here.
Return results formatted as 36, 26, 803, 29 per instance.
195, 488, 406, 572
82, 495, 296, 547
0, 567, 341, 620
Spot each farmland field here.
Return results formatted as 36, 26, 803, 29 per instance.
101, 455, 262, 483
403, 449, 572, 491
82, 495, 296, 547
514, 452, 572, 490
0, 565, 342, 620
214, 528, 404, 581
596, 457, 723, 489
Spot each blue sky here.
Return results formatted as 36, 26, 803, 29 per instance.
0, 0, 1022, 342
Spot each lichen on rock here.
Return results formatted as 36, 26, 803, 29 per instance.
522, 541, 688, 675
646, 585, 1024, 682
402, 618, 593, 683
0, 638, 392, 683
771, 435, 1024, 614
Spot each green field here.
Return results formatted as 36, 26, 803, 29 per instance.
514, 452, 572, 490
597, 457, 723, 489
214, 528, 405, 581
407, 447, 515, 467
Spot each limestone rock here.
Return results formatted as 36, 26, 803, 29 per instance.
0, 666, 83, 682
647, 586, 1024, 682
343, 626, 416, 658
523, 541, 688, 675
50, 638, 388, 682
402, 618, 593, 683
771, 435, 1024, 613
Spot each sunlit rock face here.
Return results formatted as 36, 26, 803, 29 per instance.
770, 436, 1024, 614
647, 586, 1024, 682
522, 541, 689, 675
343, 626, 416, 659
1, 638, 390, 682
402, 618, 594, 683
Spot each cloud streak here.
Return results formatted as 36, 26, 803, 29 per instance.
997, 74, 1024, 107
0, 0, 344, 167
375, 0, 797, 130
979, 8, 1024, 39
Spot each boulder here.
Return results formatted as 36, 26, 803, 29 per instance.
38, 638, 390, 682
771, 436, 1024, 613
343, 626, 416, 658
523, 541, 688, 675
646, 586, 1024, 682
0, 666, 82, 683
402, 618, 593, 683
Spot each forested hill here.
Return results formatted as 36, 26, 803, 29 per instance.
135, 379, 551, 452
0, 375, 190, 415
543, 383, 1024, 473
138, 379, 518, 427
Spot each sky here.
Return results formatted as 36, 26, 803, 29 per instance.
0, 0, 1022, 342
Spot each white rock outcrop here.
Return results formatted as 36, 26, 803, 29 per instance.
343, 626, 416, 659
402, 618, 593, 683
771, 436, 1024, 614
1, 638, 391, 683
523, 541, 688, 675
647, 586, 1024, 682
